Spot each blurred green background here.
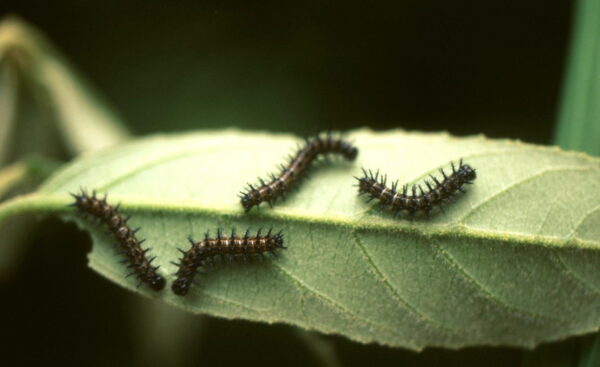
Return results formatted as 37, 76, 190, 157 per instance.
0, 1, 587, 366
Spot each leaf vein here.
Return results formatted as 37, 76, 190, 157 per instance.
552, 251, 600, 296
432, 240, 567, 323
350, 231, 465, 339
459, 166, 594, 223
271, 263, 414, 345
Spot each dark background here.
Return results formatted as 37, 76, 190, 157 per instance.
1, 1, 573, 142
0, 1, 582, 366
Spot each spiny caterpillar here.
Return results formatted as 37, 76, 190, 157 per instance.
240, 133, 358, 211
70, 189, 165, 291
172, 228, 285, 296
356, 159, 477, 217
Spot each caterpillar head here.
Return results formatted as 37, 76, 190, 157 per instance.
172, 277, 191, 296
459, 164, 477, 183
148, 274, 166, 291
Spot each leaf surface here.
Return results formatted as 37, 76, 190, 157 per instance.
1, 129, 599, 350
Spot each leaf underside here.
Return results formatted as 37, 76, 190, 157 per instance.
4, 129, 600, 350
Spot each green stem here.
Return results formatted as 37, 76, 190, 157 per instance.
554, 0, 600, 156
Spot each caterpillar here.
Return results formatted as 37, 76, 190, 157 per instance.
240, 133, 358, 211
172, 228, 285, 296
71, 189, 165, 291
356, 159, 477, 217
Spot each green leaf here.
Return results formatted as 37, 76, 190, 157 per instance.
0, 16, 130, 156
1, 129, 599, 350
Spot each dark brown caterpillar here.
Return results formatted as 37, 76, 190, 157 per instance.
172, 228, 285, 296
356, 159, 477, 217
240, 133, 358, 211
71, 189, 165, 291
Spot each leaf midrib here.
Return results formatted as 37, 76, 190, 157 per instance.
1, 193, 598, 252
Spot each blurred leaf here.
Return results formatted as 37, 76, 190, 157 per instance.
578, 334, 600, 367
521, 338, 580, 367
0, 155, 61, 199
0, 16, 130, 157
554, 0, 600, 156
130, 298, 207, 367
1, 129, 600, 350
294, 329, 341, 367
0, 215, 35, 281
0, 161, 28, 199
0, 155, 61, 278
0, 56, 18, 165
